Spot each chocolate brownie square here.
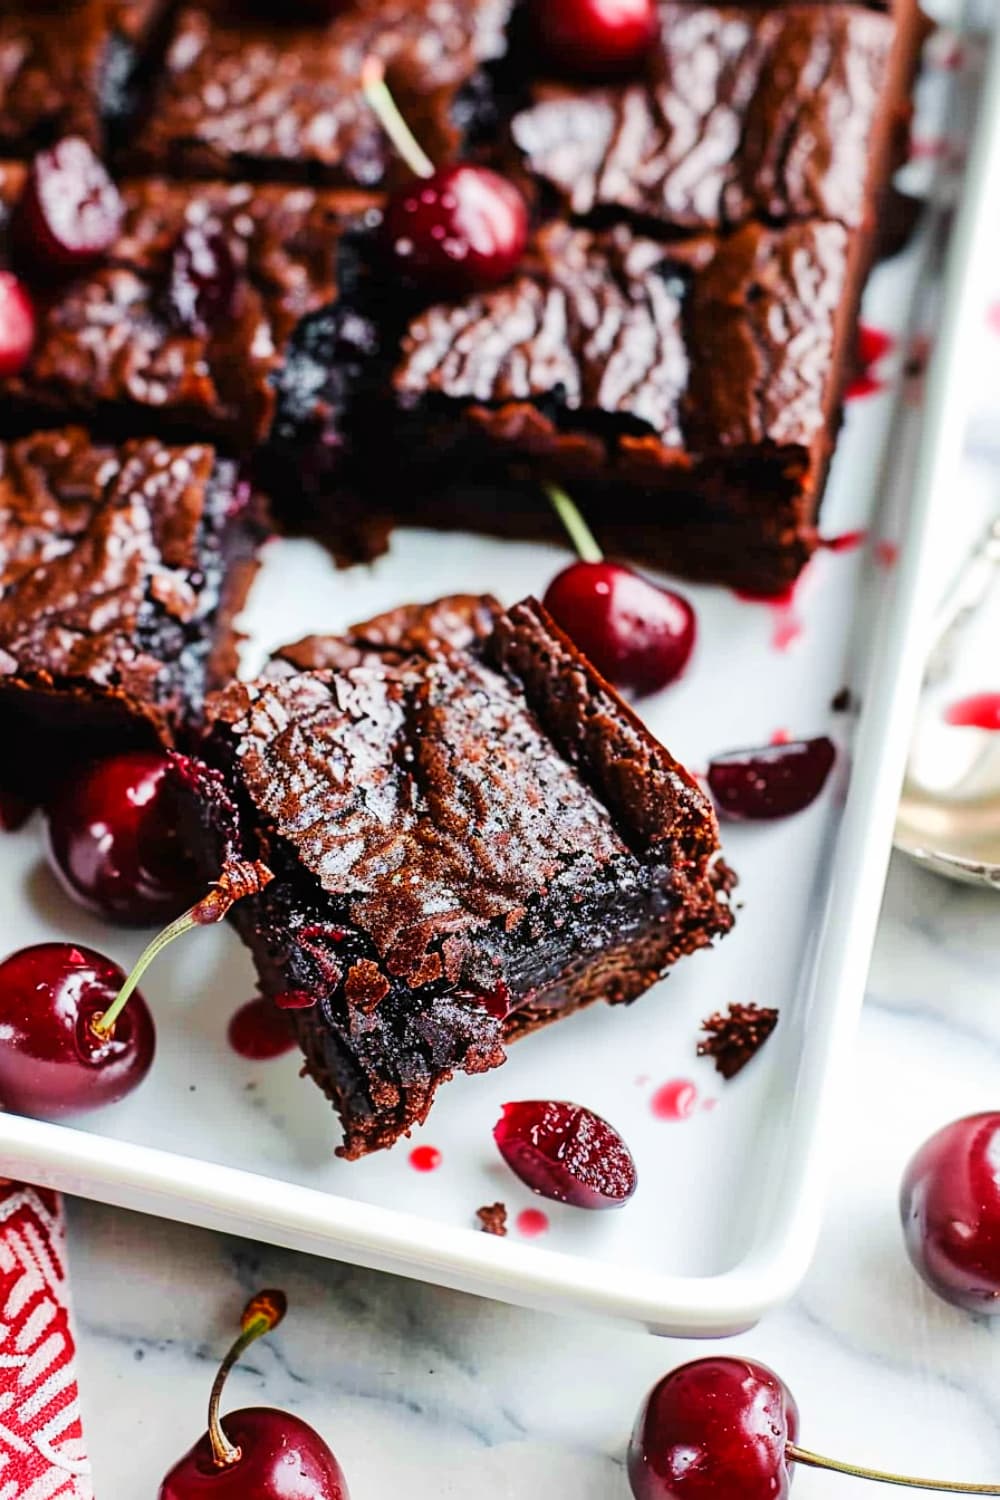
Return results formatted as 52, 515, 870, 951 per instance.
509, 1, 923, 234
174, 595, 733, 1157
388, 218, 857, 593
0, 0, 168, 155
0, 426, 264, 802
0, 165, 381, 471
130, 0, 514, 187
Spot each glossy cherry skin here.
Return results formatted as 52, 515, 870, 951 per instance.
15, 136, 123, 271
531, 0, 658, 78
494, 1100, 637, 1208
629, 1358, 799, 1500
383, 163, 528, 295
707, 737, 836, 820
900, 1112, 1000, 1313
159, 1408, 350, 1499
0, 271, 35, 376
544, 560, 695, 694
44, 752, 200, 926
0, 943, 154, 1119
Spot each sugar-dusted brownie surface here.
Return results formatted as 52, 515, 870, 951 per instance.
0, 164, 381, 453
0, 426, 263, 800
175, 595, 733, 1157
510, 1, 916, 233
390, 219, 853, 592
0, 0, 167, 154
130, 0, 514, 186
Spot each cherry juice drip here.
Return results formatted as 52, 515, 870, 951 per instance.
515, 1208, 549, 1237
227, 997, 295, 1060
945, 693, 1000, 730
734, 579, 804, 653
409, 1145, 442, 1172
820, 529, 868, 553
651, 1079, 698, 1121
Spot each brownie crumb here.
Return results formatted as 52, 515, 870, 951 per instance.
831, 686, 855, 713
476, 1202, 508, 1237
711, 858, 739, 897
698, 1003, 779, 1080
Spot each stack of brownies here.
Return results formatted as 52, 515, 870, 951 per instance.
0, 0, 923, 1154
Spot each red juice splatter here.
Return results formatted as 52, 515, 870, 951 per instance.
702, 1098, 719, 1113
857, 324, 894, 368
987, 304, 1000, 339
409, 1144, 442, 1172
770, 728, 792, 746
273, 989, 316, 1010
651, 1079, 698, 1121
228, 997, 295, 1060
821, 529, 868, 553
874, 539, 899, 569
909, 136, 949, 161
844, 371, 885, 402
516, 1208, 550, 1237
944, 693, 1000, 731
734, 576, 805, 653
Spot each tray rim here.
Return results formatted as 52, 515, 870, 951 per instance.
0, 18, 997, 1338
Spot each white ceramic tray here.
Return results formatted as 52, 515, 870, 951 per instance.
0, 3, 996, 1337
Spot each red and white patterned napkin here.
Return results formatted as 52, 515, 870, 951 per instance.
0, 1183, 92, 1500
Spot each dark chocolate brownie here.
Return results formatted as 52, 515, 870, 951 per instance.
0, 165, 382, 464
174, 595, 733, 1157
0, 426, 264, 802
130, 0, 514, 187
388, 218, 857, 592
271, 593, 501, 674
0, 0, 168, 155
509, 2, 921, 234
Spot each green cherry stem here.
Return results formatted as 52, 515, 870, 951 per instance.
788, 1446, 1000, 1495
90, 859, 273, 1039
208, 1290, 288, 1468
543, 482, 604, 565
361, 54, 435, 181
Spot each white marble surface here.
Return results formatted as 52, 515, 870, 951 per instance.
63, 851, 1000, 1498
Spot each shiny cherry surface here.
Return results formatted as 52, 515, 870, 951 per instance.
494, 1099, 637, 1208
629, 1358, 799, 1500
707, 737, 836, 820
383, 163, 528, 294
160, 1408, 350, 1499
900, 1112, 1000, 1312
532, 0, 658, 77
45, 752, 199, 925
544, 560, 695, 694
0, 943, 154, 1119
0, 271, 34, 376
16, 136, 123, 270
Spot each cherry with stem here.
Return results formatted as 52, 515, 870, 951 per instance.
361, 54, 528, 295
160, 1289, 350, 1498
541, 483, 696, 695
629, 1357, 1000, 1500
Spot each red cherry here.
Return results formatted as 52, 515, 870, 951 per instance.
0, 271, 35, 376
384, 163, 528, 295
166, 224, 240, 336
531, 0, 658, 78
900, 1112, 1000, 1312
0, 943, 154, 1119
15, 136, 123, 272
628, 1358, 799, 1500
45, 752, 200, 926
707, 737, 836, 820
494, 1100, 637, 1208
160, 1290, 350, 1500
160, 1409, 350, 1499
544, 559, 695, 694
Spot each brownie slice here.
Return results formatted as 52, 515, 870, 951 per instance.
0, 426, 264, 802
0, 165, 381, 475
130, 0, 514, 187
0, 0, 168, 155
388, 219, 856, 593
271, 593, 501, 675
175, 595, 733, 1158
509, 1, 923, 234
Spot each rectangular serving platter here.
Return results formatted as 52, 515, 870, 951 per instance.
0, 0, 995, 1337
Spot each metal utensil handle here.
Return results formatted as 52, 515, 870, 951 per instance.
923, 516, 1000, 684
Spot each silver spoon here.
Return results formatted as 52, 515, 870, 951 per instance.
894, 516, 1000, 885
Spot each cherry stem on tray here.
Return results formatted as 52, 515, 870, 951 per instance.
208, 1290, 288, 1468
787, 1446, 1000, 1495
361, 54, 435, 180
90, 859, 273, 1039
544, 483, 604, 565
